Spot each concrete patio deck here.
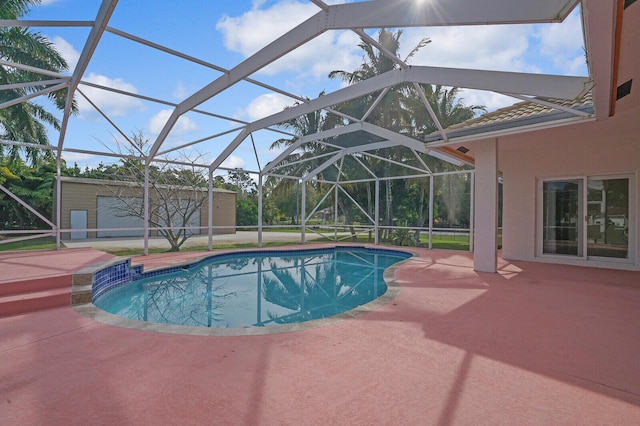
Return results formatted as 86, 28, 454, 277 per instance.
1, 247, 639, 425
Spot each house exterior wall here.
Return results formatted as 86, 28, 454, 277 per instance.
498, 1, 640, 270
499, 103, 640, 269
54, 178, 236, 239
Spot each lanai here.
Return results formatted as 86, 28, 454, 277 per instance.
0, 1, 627, 272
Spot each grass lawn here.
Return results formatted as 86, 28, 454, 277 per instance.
102, 240, 304, 257
0, 236, 60, 252
427, 234, 471, 251
0, 233, 470, 256
308, 233, 471, 251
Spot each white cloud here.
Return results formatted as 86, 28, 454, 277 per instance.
61, 152, 101, 171
221, 154, 245, 169
457, 89, 517, 112
148, 109, 198, 135
217, 1, 316, 57
251, 0, 267, 8
173, 81, 188, 100
535, 9, 587, 75
217, 1, 574, 85
51, 36, 80, 72
216, 1, 361, 79
61, 151, 94, 163
43, 37, 151, 120
264, 30, 360, 78
403, 25, 535, 73
239, 93, 293, 122
220, 1, 586, 117
78, 73, 145, 118
398, 21, 585, 111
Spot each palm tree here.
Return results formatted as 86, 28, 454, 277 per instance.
402, 85, 484, 244
270, 92, 341, 163
329, 29, 429, 130
330, 30, 489, 245
408, 84, 485, 139
267, 93, 341, 224
0, 0, 73, 165
270, 99, 375, 239
329, 29, 431, 240
1, 0, 32, 18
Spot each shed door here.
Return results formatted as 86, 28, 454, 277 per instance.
69, 210, 87, 240
97, 196, 145, 237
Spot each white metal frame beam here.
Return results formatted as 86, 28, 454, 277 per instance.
210, 65, 588, 174
0, 59, 70, 79
263, 123, 363, 174
0, 19, 93, 27
0, 78, 67, 91
260, 122, 463, 179
76, 80, 295, 137
0, 184, 56, 228
149, 10, 326, 160
0, 82, 68, 109
240, 67, 591, 141
1, 0, 614, 255
150, 0, 584, 161
325, 0, 580, 29
55, 0, 119, 156
501, 93, 592, 117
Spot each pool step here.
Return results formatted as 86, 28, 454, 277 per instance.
0, 275, 72, 318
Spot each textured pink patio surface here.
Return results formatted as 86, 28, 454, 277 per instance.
0, 248, 115, 283
1, 247, 639, 425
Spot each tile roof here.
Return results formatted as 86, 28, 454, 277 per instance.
425, 92, 594, 143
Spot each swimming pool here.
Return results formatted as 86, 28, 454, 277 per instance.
93, 247, 410, 331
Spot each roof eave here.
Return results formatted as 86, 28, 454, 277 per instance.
424, 113, 596, 148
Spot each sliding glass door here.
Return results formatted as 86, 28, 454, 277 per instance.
542, 180, 582, 256
586, 178, 629, 259
539, 175, 633, 261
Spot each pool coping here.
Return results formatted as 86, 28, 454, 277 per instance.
72, 244, 416, 336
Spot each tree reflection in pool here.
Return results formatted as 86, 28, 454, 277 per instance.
94, 248, 410, 328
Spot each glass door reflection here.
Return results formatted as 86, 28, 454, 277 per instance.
587, 178, 629, 259
542, 180, 582, 256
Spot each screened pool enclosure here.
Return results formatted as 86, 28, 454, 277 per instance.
1, 0, 616, 273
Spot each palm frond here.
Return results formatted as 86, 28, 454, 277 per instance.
404, 37, 431, 62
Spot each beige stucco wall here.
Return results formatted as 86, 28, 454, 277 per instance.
498, 103, 640, 268
209, 191, 236, 233
497, 1, 640, 269
54, 178, 236, 238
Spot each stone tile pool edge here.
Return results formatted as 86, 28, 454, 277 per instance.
71, 244, 415, 336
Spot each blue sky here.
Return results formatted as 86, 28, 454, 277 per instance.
24, 0, 588, 173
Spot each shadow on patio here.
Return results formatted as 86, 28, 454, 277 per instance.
370, 249, 640, 422
1, 247, 638, 425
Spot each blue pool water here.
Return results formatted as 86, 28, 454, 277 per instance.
94, 247, 409, 328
